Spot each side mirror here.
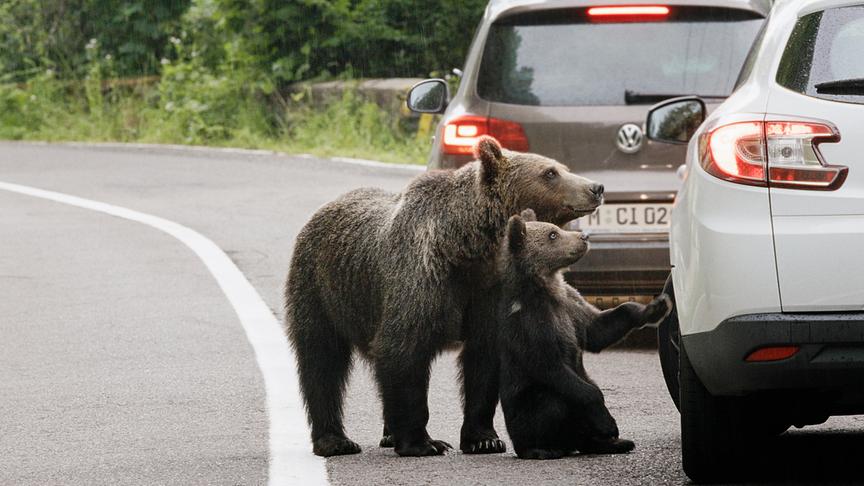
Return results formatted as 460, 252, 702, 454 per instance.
646, 97, 706, 145
407, 79, 449, 114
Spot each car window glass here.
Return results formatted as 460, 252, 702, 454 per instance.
734, 21, 768, 90
776, 5, 864, 104
477, 7, 764, 106
829, 16, 864, 80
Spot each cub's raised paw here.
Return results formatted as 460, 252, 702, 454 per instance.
579, 437, 635, 455
313, 434, 362, 457
642, 293, 673, 328
461, 438, 507, 454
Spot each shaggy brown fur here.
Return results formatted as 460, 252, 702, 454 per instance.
285, 137, 604, 457
497, 211, 672, 459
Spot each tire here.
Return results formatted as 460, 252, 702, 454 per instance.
657, 275, 680, 410
749, 419, 790, 437
680, 340, 747, 483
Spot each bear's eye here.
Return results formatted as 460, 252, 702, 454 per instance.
549, 231, 559, 241
544, 169, 557, 180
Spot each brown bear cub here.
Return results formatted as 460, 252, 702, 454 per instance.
498, 210, 671, 460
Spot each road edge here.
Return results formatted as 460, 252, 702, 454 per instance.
2, 140, 427, 173
0, 180, 329, 486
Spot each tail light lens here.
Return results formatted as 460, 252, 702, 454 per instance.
765, 121, 847, 190
745, 346, 800, 362
700, 120, 847, 190
702, 122, 767, 187
442, 115, 529, 155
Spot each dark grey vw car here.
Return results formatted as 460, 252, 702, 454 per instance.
408, 0, 769, 303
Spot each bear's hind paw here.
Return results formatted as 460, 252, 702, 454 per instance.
313, 434, 362, 457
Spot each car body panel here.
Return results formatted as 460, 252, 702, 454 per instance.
671, 149, 780, 336
760, 2, 864, 311
683, 313, 864, 401
670, 0, 864, 401
671, 86, 777, 337
772, 215, 864, 312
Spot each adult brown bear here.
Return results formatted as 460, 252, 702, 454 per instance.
285, 137, 604, 457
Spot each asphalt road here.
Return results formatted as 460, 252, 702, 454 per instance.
2, 142, 864, 485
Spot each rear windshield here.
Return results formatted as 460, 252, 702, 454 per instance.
477, 7, 764, 106
776, 5, 864, 105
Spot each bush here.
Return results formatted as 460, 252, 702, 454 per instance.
283, 88, 428, 163
0, 54, 429, 164
216, 0, 488, 83
0, 0, 190, 82
0, 0, 469, 164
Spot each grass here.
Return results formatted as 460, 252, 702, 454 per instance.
0, 74, 430, 165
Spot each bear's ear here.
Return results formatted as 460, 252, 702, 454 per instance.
507, 215, 527, 254
520, 208, 537, 222
473, 135, 504, 183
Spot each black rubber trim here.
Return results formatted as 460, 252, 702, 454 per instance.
682, 312, 864, 396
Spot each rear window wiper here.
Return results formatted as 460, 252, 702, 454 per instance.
815, 78, 864, 95
624, 90, 726, 105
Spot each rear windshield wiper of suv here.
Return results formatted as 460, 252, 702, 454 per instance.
814, 78, 864, 95
624, 90, 726, 105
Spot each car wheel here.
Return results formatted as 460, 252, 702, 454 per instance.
680, 339, 747, 483
657, 275, 680, 411
749, 418, 790, 437
742, 398, 791, 437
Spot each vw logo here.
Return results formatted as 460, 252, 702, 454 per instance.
616, 124, 644, 154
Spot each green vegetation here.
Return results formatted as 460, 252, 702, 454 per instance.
0, 0, 487, 164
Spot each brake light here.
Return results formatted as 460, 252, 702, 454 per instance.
745, 346, 800, 362
442, 115, 529, 155
702, 122, 766, 186
700, 120, 847, 190
587, 5, 670, 21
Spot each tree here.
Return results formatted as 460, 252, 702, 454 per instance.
0, 0, 190, 81
216, 0, 488, 83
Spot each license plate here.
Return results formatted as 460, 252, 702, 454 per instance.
570, 203, 672, 233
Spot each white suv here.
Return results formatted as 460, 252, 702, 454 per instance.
646, 0, 864, 482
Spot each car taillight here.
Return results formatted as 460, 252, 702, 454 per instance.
765, 121, 847, 190
442, 115, 529, 155
700, 120, 847, 190
702, 122, 767, 187
587, 5, 670, 21
745, 346, 800, 362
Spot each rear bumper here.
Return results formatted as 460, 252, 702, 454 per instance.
683, 313, 864, 399
565, 234, 670, 296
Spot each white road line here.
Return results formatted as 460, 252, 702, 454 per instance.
5, 141, 426, 173
0, 181, 327, 486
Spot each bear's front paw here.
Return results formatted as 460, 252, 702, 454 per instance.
379, 434, 393, 448
579, 437, 635, 455
642, 293, 673, 328
394, 438, 452, 456
461, 438, 507, 454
